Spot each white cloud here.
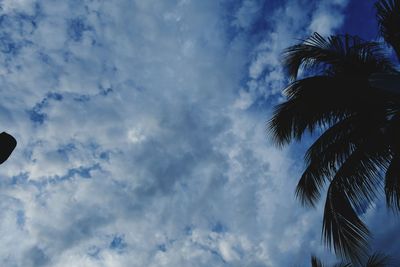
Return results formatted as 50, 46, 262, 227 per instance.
309, 1, 349, 36
0, 0, 363, 266
238, 0, 350, 108
0, 0, 36, 13
232, 0, 263, 30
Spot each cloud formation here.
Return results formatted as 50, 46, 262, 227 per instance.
0, 0, 393, 267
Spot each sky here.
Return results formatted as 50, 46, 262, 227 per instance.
0, 0, 398, 266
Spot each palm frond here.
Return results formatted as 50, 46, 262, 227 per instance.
268, 76, 352, 147
303, 116, 357, 165
297, 112, 389, 207
333, 141, 391, 214
376, 0, 400, 60
322, 182, 370, 265
385, 154, 400, 210
296, 160, 336, 207
296, 117, 356, 206
322, 138, 392, 263
269, 55, 393, 147
365, 252, 391, 267
311, 255, 325, 267
332, 262, 352, 267
283, 33, 394, 80
384, 112, 400, 210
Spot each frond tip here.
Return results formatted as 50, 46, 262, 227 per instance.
322, 183, 370, 265
282, 32, 392, 80
311, 255, 325, 267
385, 154, 400, 210
365, 252, 391, 267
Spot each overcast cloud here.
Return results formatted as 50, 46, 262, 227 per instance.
0, 0, 396, 266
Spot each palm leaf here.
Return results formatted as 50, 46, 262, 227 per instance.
297, 107, 390, 207
283, 33, 394, 80
385, 154, 400, 210
322, 182, 370, 265
270, 33, 394, 147
384, 113, 400, 210
296, 117, 357, 206
322, 137, 393, 263
336, 146, 390, 213
365, 252, 391, 267
376, 0, 400, 60
268, 76, 354, 147
332, 262, 352, 267
311, 255, 325, 267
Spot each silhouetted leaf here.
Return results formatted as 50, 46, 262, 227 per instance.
311, 255, 325, 267
376, 0, 400, 60
365, 252, 391, 267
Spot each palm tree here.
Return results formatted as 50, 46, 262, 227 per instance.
268, 0, 400, 264
309, 253, 391, 267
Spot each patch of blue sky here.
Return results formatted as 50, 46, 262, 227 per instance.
99, 86, 113, 96
11, 172, 29, 185
62, 51, 73, 62
73, 94, 91, 102
58, 213, 112, 246
16, 210, 25, 228
86, 141, 101, 152
109, 235, 127, 252
211, 221, 227, 233
0, 11, 39, 35
0, 32, 18, 54
219, 0, 275, 52
118, 79, 146, 93
27, 108, 46, 125
56, 143, 76, 157
247, 95, 277, 113
340, 0, 378, 40
27, 91, 63, 124
47, 92, 63, 101
184, 225, 194, 236
53, 164, 100, 180
0, 7, 41, 58
25, 247, 49, 267
67, 17, 93, 42
99, 151, 109, 161
13, 12, 38, 30
243, 1, 281, 37
157, 243, 167, 252
37, 51, 52, 65
9, 164, 100, 189
10, 165, 101, 192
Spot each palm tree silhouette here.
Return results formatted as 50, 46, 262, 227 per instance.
309, 252, 390, 267
268, 0, 400, 264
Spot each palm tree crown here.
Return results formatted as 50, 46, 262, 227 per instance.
269, 0, 400, 264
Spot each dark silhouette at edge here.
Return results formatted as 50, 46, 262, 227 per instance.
0, 132, 16, 164
309, 252, 391, 267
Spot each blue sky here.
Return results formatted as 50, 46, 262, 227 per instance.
0, 0, 398, 266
